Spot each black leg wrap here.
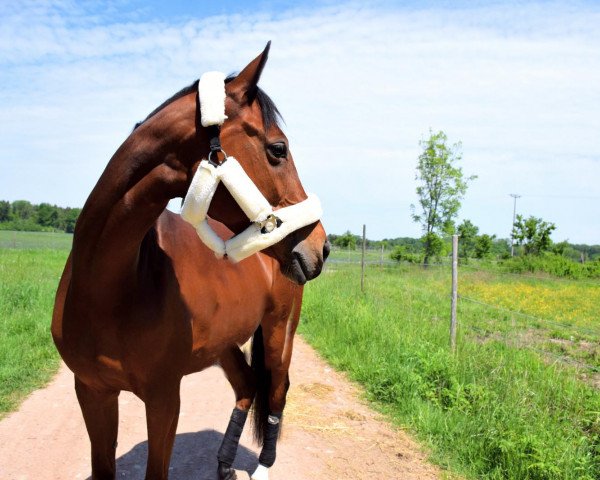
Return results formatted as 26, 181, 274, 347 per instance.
258, 412, 282, 468
217, 462, 237, 480
218, 408, 249, 467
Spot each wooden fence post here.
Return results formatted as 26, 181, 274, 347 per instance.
450, 234, 458, 352
361, 224, 366, 292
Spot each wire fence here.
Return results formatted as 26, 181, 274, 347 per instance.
456, 262, 600, 287
465, 325, 599, 373
458, 294, 600, 337
329, 244, 600, 381
331, 246, 600, 285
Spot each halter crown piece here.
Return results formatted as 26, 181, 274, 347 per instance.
180, 72, 323, 263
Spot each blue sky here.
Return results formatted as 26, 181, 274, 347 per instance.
1, 0, 599, 243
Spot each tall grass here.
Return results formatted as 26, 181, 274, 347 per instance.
499, 254, 600, 280
0, 249, 66, 417
300, 264, 600, 479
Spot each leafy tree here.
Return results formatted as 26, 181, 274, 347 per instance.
512, 215, 556, 256
37, 203, 59, 228
474, 234, 494, 259
421, 232, 444, 262
11, 200, 34, 220
62, 208, 81, 233
550, 240, 581, 261
457, 219, 479, 260
411, 130, 476, 263
332, 230, 357, 249
492, 238, 511, 259
0, 200, 10, 222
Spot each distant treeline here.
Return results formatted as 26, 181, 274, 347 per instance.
0, 200, 81, 233
327, 231, 600, 263
328, 231, 511, 258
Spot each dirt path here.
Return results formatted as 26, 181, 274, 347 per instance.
0, 337, 441, 479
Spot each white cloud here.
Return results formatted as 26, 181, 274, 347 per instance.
1, 1, 599, 243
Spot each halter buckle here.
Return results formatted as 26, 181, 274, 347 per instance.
259, 214, 283, 234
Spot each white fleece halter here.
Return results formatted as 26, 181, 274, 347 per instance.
180, 72, 322, 263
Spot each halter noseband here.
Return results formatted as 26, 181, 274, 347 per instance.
180, 72, 323, 263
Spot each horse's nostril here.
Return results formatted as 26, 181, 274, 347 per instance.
323, 241, 331, 261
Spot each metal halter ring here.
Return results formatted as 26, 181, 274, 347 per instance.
259, 214, 283, 234
207, 148, 228, 167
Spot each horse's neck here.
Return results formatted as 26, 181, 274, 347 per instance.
72, 156, 166, 290
72, 99, 197, 289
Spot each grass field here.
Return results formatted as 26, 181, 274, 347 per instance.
300, 258, 600, 479
0, 248, 66, 417
0, 230, 73, 250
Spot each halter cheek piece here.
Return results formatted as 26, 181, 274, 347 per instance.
180, 71, 323, 263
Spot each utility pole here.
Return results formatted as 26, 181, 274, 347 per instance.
510, 194, 521, 257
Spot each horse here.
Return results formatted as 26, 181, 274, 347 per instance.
51, 42, 329, 480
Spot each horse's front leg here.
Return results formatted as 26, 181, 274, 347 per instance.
75, 377, 120, 480
251, 368, 288, 480
251, 294, 302, 480
143, 380, 181, 480
217, 345, 256, 480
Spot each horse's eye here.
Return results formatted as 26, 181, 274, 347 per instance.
267, 142, 288, 164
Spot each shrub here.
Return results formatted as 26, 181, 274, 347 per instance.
499, 254, 600, 279
390, 245, 423, 264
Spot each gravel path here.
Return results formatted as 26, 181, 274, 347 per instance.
0, 337, 441, 479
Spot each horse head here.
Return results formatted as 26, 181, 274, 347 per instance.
186, 43, 329, 284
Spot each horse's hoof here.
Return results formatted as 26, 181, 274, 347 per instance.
251, 464, 269, 480
218, 462, 237, 480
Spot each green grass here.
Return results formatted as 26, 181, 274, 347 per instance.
300, 263, 600, 479
0, 230, 73, 250
0, 248, 66, 417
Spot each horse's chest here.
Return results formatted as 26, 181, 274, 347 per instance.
189, 293, 267, 358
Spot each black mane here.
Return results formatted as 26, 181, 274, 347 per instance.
134, 76, 283, 130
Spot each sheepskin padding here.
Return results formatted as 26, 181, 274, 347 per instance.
198, 71, 228, 127
181, 159, 273, 224
196, 219, 226, 258
180, 157, 323, 262
226, 193, 322, 263
180, 161, 219, 226
218, 159, 273, 222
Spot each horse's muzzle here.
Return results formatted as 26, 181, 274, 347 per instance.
287, 239, 329, 285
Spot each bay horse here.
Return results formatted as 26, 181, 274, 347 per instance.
51, 43, 329, 480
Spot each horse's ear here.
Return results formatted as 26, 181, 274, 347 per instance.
226, 41, 271, 105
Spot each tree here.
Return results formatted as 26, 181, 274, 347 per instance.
492, 238, 511, 259
512, 215, 556, 255
62, 208, 81, 233
457, 219, 479, 260
11, 200, 34, 220
411, 130, 476, 264
421, 232, 444, 262
0, 200, 9, 222
37, 203, 59, 228
474, 234, 494, 259
332, 230, 357, 249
